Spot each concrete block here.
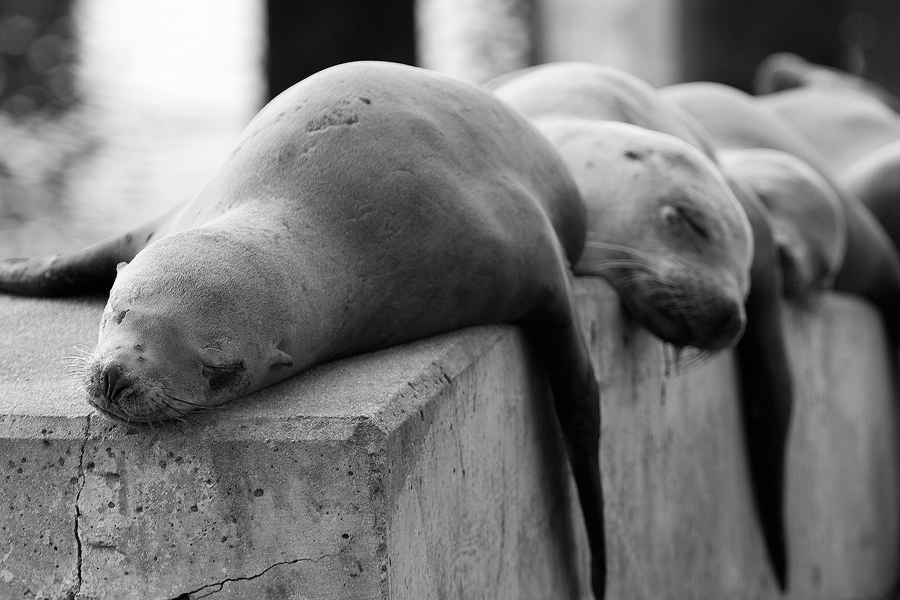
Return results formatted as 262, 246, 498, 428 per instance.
1, 279, 898, 599
575, 283, 900, 599
0, 294, 590, 599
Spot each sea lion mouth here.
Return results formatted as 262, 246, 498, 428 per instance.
619, 277, 745, 351
87, 387, 208, 425
83, 360, 211, 424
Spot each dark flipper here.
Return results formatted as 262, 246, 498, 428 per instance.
736, 289, 792, 590
0, 213, 169, 297
523, 278, 606, 599
1, 249, 120, 296
725, 173, 793, 590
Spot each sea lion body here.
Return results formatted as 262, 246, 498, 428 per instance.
759, 84, 900, 260
760, 86, 900, 175
0, 62, 610, 597
488, 63, 753, 351
754, 52, 900, 113
3, 61, 585, 420
486, 62, 719, 159
718, 149, 846, 297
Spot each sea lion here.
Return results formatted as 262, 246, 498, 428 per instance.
488, 63, 795, 590
841, 141, 900, 256
718, 149, 847, 298
754, 52, 900, 114
757, 82, 900, 259
0, 61, 609, 598
487, 62, 752, 350
663, 82, 900, 340
532, 118, 752, 350
484, 61, 719, 160
759, 85, 900, 175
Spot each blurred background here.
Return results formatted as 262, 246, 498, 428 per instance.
0, 0, 897, 258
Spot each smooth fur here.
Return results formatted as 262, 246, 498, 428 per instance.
0, 61, 610, 598
664, 82, 900, 340
488, 62, 753, 351
759, 83, 900, 264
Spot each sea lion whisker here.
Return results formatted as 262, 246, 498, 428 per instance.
160, 389, 212, 410
578, 259, 647, 272
153, 398, 188, 432
678, 348, 717, 372
158, 397, 204, 427
71, 344, 97, 356
65, 354, 93, 363
583, 238, 660, 262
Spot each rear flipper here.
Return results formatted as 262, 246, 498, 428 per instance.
0, 213, 169, 296
522, 276, 606, 599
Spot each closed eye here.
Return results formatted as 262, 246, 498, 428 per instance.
201, 361, 245, 391
662, 205, 709, 239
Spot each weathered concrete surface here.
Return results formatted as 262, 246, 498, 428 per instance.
1, 279, 898, 599
584, 285, 900, 600
0, 294, 589, 599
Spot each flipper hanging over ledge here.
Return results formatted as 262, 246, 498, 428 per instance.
0, 61, 609, 598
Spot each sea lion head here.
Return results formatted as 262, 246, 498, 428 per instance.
540, 119, 753, 350
83, 227, 297, 424
720, 149, 846, 297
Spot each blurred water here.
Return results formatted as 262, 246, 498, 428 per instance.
0, 0, 264, 258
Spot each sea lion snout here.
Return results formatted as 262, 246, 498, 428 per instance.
85, 358, 144, 422
630, 274, 746, 351
700, 296, 746, 350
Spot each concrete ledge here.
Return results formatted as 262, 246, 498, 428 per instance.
1, 279, 898, 599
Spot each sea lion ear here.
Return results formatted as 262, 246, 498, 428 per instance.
271, 346, 294, 368
116, 262, 129, 273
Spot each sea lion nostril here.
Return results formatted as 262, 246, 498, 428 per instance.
101, 364, 128, 403
717, 302, 745, 341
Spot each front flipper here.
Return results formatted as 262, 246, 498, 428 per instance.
726, 173, 793, 590
522, 275, 606, 599
0, 213, 170, 296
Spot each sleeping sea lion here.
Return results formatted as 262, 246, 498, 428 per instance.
0, 61, 609, 598
532, 118, 751, 350
759, 85, 900, 175
718, 149, 847, 298
753, 52, 900, 113
484, 61, 719, 160
488, 62, 796, 590
663, 81, 900, 341
758, 82, 900, 260
487, 62, 752, 350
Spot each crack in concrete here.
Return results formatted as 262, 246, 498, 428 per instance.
169, 550, 341, 599
70, 414, 90, 599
